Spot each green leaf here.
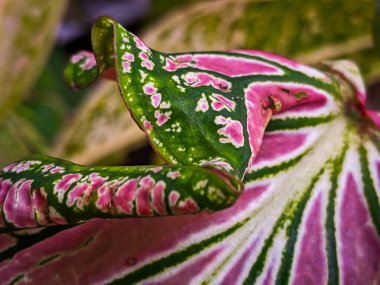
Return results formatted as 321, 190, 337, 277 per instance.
0, 0, 67, 117
1, 16, 380, 285
60, 0, 378, 167
0, 113, 47, 168
374, 0, 380, 57
143, 0, 377, 82
52, 81, 146, 164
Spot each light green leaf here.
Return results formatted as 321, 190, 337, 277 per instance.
51, 81, 146, 165
0, 0, 67, 117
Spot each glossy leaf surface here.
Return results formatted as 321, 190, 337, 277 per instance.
57, 0, 379, 167
1, 17, 380, 285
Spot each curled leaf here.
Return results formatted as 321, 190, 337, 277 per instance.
0, 155, 241, 231
1, 17, 380, 285
67, 16, 339, 180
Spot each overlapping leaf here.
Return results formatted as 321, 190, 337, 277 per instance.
1, 17, 380, 285
143, 0, 378, 83
0, 0, 68, 167
0, 0, 67, 116
54, 0, 379, 166
51, 81, 146, 165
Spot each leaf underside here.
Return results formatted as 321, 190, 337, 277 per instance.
0, 16, 380, 285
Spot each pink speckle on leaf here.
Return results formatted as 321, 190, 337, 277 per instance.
96, 183, 118, 212
134, 37, 149, 52
186, 72, 231, 92
2, 163, 16, 173
155, 110, 171, 126
164, 56, 192, 71
71, 51, 97, 70
212, 94, 236, 110
89, 173, 108, 189
195, 94, 209, 112
41, 164, 54, 173
50, 166, 64, 174
143, 82, 157, 95
172, 198, 199, 215
185, 73, 197, 84
139, 52, 148, 60
214, 116, 244, 148
122, 52, 134, 61
151, 93, 162, 108
164, 58, 178, 71
122, 61, 131, 73
211, 101, 226, 111
32, 188, 48, 225
365, 109, 380, 129
143, 119, 153, 131
11, 161, 40, 173
151, 167, 163, 173
136, 176, 155, 216
141, 60, 154, 70
54, 174, 82, 202
114, 179, 138, 215
67, 183, 90, 208
167, 171, 180, 179
169, 191, 180, 206
151, 181, 166, 215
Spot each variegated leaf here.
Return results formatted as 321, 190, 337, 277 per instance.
143, 0, 378, 84
1, 17, 380, 285
55, 0, 378, 167
0, 0, 67, 117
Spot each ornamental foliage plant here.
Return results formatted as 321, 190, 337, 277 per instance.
0, 15, 379, 284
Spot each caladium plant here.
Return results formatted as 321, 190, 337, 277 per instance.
0, 16, 379, 285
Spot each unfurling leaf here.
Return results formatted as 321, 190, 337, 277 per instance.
0, 16, 379, 285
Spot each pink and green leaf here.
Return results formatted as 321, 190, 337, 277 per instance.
1, 17, 380, 285
59, 0, 378, 169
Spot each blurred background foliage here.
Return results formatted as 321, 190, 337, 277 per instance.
0, 0, 379, 168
